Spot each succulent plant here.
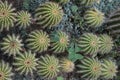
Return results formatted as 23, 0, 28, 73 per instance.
16, 11, 31, 28
84, 9, 105, 28
0, 1, 16, 31
13, 51, 38, 75
55, 0, 70, 4
99, 34, 114, 54
60, 58, 74, 73
35, 2, 63, 28
51, 31, 69, 53
26, 30, 50, 53
78, 57, 101, 79
1, 34, 23, 56
78, 33, 99, 56
80, 0, 100, 6
0, 61, 13, 80
101, 59, 118, 79
37, 55, 60, 79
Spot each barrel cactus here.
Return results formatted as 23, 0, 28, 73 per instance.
16, 11, 31, 28
84, 9, 105, 28
78, 57, 101, 79
35, 2, 63, 28
0, 61, 13, 80
26, 30, 50, 53
1, 34, 23, 56
0, 1, 16, 31
55, 0, 70, 4
101, 59, 118, 79
60, 58, 74, 73
51, 31, 69, 53
80, 0, 100, 6
78, 33, 99, 56
99, 34, 114, 54
13, 51, 38, 75
37, 55, 60, 79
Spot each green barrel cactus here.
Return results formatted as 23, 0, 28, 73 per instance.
78, 57, 101, 79
35, 2, 63, 28
26, 30, 50, 53
99, 34, 114, 54
55, 0, 70, 4
13, 51, 38, 75
37, 55, 60, 79
80, 0, 100, 6
0, 61, 13, 80
78, 33, 99, 56
0, 1, 16, 31
101, 59, 118, 79
1, 34, 23, 56
16, 11, 31, 28
51, 31, 69, 53
60, 58, 74, 73
84, 9, 105, 28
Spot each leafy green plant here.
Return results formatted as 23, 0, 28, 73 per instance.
13, 51, 38, 75
26, 30, 50, 53
78, 33, 99, 56
51, 31, 69, 53
99, 34, 114, 54
0, 61, 13, 80
78, 57, 101, 80
1, 34, 23, 56
0, 1, 16, 31
101, 59, 118, 79
84, 9, 105, 28
16, 10, 31, 28
60, 58, 74, 73
37, 55, 60, 79
35, 2, 63, 28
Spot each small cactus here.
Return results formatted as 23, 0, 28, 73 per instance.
37, 55, 60, 79
84, 9, 105, 28
51, 31, 69, 53
16, 11, 31, 28
60, 58, 74, 73
0, 61, 13, 80
80, 0, 100, 6
101, 59, 118, 79
26, 30, 50, 53
1, 34, 23, 56
78, 33, 99, 56
35, 2, 63, 28
78, 57, 101, 79
99, 34, 114, 54
0, 1, 16, 31
13, 51, 38, 75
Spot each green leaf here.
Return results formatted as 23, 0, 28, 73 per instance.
57, 76, 64, 80
71, 5, 78, 13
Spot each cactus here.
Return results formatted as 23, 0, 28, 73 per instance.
51, 31, 69, 53
0, 1, 16, 31
26, 30, 50, 53
55, 0, 70, 4
16, 11, 31, 28
78, 57, 101, 79
60, 58, 74, 73
0, 61, 13, 80
35, 2, 63, 28
78, 33, 99, 56
101, 59, 118, 79
1, 34, 23, 56
99, 34, 114, 54
37, 55, 60, 79
84, 9, 105, 28
13, 51, 38, 75
80, 0, 100, 6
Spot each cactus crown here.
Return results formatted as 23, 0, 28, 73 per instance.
0, 1, 16, 31
35, 2, 63, 28
13, 51, 38, 75
26, 30, 50, 53
1, 34, 23, 56
38, 55, 60, 79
